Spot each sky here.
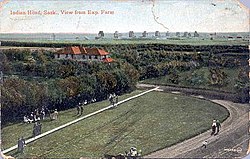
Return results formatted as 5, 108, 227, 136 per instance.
0, 0, 249, 33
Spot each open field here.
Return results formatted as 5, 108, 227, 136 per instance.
5, 91, 229, 158
1, 38, 248, 46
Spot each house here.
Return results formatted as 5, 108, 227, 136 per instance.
194, 31, 199, 37
114, 31, 119, 38
142, 31, 148, 37
55, 46, 113, 63
98, 31, 104, 37
129, 31, 135, 38
176, 32, 180, 37
95, 31, 104, 39
166, 31, 170, 36
155, 31, 160, 37
183, 32, 188, 37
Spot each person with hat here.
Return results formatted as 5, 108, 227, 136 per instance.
211, 119, 216, 136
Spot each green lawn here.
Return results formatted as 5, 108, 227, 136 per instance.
141, 67, 240, 93
1, 90, 142, 149
5, 91, 229, 158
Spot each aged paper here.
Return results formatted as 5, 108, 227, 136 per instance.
0, 0, 249, 158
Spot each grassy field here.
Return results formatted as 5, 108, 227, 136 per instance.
2, 38, 248, 46
141, 67, 240, 93
5, 91, 229, 158
1, 90, 142, 149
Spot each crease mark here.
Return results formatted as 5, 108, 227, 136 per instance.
151, 0, 169, 31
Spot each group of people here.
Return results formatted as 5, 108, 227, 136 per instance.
126, 147, 142, 158
76, 100, 87, 116
201, 119, 221, 149
23, 108, 46, 123
105, 147, 142, 159
109, 93, 118, 107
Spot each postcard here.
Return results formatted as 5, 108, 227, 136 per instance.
0, 0, 249, 158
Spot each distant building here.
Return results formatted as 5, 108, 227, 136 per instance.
55, 46, 113, 63
166, 31, 170, 36
114, 31, 119, 38
183, 32, 188, 37
236, 36, 243, 40
209, 33, 217, 40
194, 31, 199, 37
129, 31, 134, 38
155, 31, 160, 37
52, 33, 56, 41
98, 31, 104, 37
176, 32, 180, 37
142, 31, 148, 37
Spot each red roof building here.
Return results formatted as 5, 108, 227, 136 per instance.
56, 46, 113, 63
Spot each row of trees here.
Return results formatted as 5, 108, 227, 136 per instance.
1, 49, 139, 124
2, 41, 248, 53
1, 43, 249, 124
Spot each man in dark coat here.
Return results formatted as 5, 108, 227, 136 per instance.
76, 105, 80, 115
80, 106, 84, 116
17, 137, 25, 154
215, 120, 221, 134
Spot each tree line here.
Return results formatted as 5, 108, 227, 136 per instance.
1, 44, 249, 124
0, 49, 139, 125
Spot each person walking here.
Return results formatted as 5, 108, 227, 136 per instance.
17, 137, 25, 154
33, 122, 38, 137
76, 105, 80, 115
109, 93, 114, 105
115, 95, 118, 107
211, 119, 216, 136
215, 119, 221, 135
40, 108, 45, 120
54, 109, 58, 120
80, 106, 84, 116
37, 122, 42, 135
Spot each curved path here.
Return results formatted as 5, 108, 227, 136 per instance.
140, 84, 250, 158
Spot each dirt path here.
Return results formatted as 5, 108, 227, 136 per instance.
140, 84, 250, 158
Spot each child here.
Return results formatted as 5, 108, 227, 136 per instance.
201, 140, 208, 149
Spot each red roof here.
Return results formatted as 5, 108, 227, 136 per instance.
79, 47, 88, 54
61, 46, 81, 55
103, 58, 114, 63
85, 48, 109, 56
59, 46, 109, 56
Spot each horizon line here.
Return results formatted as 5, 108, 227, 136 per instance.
0, 31, 249, 34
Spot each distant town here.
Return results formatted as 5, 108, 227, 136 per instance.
0, 31, 249, 42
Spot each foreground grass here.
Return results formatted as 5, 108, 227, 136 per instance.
141, 67, 240, 93
6, 91, 229, 158
1, 90, 142, 149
